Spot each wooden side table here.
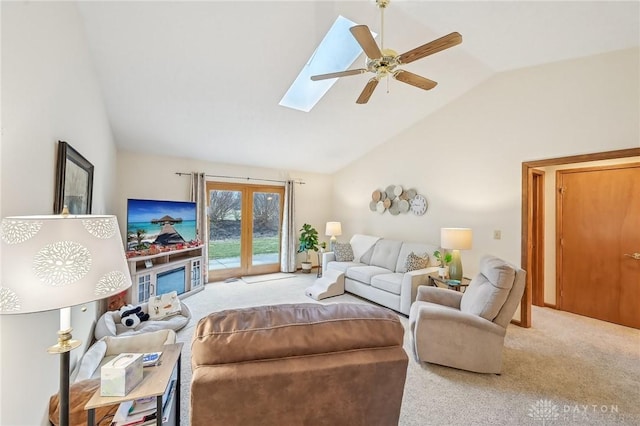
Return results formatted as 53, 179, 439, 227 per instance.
317, 250, 323, 278
429, 274, 471, 292
85, 342, 183, 426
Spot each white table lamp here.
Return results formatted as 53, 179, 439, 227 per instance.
325, 221, 342, 252
440, 228, 473, 282
0, 213, 132, 426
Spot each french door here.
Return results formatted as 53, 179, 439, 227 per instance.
206, 182, 284, 281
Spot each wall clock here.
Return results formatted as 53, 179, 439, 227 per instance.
410, 195, 428, 216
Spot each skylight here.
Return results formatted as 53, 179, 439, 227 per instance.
279, 15, 376, 112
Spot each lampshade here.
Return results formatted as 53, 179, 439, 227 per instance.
440, 228, 473, 250
0, 215, 132, 314
325, 222, 342, 237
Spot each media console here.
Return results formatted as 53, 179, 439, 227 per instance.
126, 245, 204, 305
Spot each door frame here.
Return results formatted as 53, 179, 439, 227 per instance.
521, 147, 640, 328
529, 168, 545, 307
206, 181, 285, 281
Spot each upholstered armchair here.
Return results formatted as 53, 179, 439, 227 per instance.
408, 255, 526, 374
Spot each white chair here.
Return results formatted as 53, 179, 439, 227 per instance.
408, 255, 526, 374
73, 329, 177, 382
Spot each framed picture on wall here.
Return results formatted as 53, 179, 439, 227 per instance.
54, 141, 94, 214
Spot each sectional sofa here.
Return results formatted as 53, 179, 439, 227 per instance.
322, 234, 440, 315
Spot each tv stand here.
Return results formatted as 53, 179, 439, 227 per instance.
126, 246, 204, 305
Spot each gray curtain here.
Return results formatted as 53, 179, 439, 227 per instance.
280, 180, 296, 272
190, 172, 209, 283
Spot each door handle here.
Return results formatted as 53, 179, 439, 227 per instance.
623, 253, 640, 260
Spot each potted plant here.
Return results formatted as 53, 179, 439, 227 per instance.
433, 250, 453, 279
297, 223, 319, 273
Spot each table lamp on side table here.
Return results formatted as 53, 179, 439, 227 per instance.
325, 221, 342, 252
440, 228, 473, 282
0, 213, 132, 426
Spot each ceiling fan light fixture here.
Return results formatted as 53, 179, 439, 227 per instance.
309, 0, 462, 104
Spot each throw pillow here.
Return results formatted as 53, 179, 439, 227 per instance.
404, 252, 429, 272
334, 242, 354, 262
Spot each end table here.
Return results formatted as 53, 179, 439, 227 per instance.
429, 274, 471, 292
317, 251, 323, 277
85, 342, 183, 426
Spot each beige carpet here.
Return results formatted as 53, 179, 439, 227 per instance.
176, 273, 640, 425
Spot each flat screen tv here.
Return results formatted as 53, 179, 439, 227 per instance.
126, 199, 197, 252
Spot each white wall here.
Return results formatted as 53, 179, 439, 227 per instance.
0, 2, 118, 425
332, 48, 639, 279
116, 150, 334, 267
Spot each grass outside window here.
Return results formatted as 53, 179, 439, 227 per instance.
209, 236, 280, 259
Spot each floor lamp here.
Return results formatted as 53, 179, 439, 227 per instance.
0, 214, 132, 426
325, 221, 342, 252
440, 228, 473, 282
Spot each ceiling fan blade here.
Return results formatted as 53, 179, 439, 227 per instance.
393, 70, 437, 91
350, 25, 382, 60
356, 78, 379, 104
310, 69, 367, 81
397, 32, 462, 65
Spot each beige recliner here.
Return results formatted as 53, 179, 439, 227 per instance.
191, 303, 408, 426
409, 255, 526, 374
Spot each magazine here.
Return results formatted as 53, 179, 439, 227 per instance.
141, 352, 162, 367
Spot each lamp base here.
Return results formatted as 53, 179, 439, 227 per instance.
48, 328, 81, 426
448, 249, 463, 281
329, 236, 337, 252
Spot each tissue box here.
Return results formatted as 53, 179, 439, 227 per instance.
100, 353, 143, 396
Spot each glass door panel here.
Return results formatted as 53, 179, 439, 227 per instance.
208, 188, 242, 279
250, 191, 282, 270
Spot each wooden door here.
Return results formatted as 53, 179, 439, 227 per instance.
557, 163, 640, 329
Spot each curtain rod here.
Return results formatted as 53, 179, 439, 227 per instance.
175, 172, 305, 185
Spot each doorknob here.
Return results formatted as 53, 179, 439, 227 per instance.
623, 253, 640, 260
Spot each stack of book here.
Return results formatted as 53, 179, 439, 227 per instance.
110, 376, 175, 426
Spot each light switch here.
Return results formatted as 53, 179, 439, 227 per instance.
493, 230, 501, 240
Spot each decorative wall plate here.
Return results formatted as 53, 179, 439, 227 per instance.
393, 185, 403, 197
372, 190, 381, 202
398, 199, 410, 213
376, 201, 385, 213
385, 185, 396, 199
369, 201, 378, 211
389, 199, 400, 215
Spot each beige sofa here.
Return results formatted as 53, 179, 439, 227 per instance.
190, 303, 408, 426
323, 234, 439, 315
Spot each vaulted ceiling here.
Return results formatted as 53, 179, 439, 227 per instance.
76, 1, 640, 173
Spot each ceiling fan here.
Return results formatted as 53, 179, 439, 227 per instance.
310, 0, 462, 104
